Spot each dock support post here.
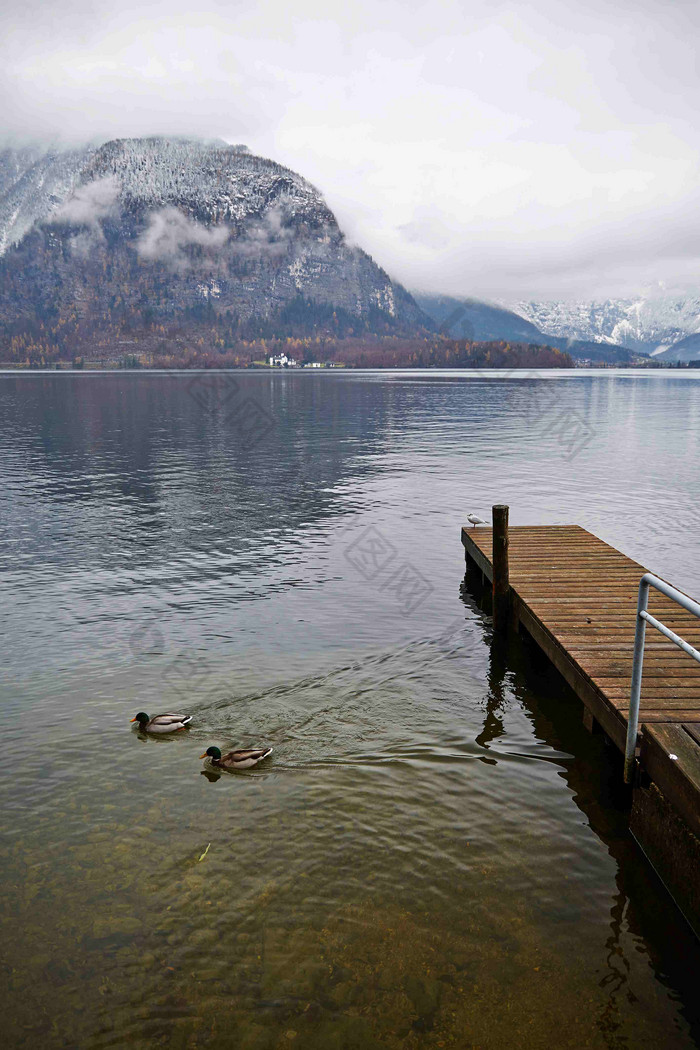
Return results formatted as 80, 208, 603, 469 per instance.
492, 504, 510, 635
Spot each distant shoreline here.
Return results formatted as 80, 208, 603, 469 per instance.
1, 362, 697, 373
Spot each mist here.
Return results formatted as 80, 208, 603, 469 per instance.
2, 0, 700, 300
52, 177, 120, 227
135, 202, 295, 269
137, 207, 231, 269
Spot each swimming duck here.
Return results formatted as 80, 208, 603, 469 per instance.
131, 712, 193, 734
200, 745, 273, 770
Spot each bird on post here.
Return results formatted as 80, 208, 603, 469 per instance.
467, 513, 487, 528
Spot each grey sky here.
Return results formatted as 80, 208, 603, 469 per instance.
2, 0, 699, 300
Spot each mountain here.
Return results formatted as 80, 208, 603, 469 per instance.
0, 137, 427, 360
416, 293, 641, 363
508, 297, 700, 355
414, 294, 544, 343
4, 137, 684, 367
652, 333, 700, 363
0, 142, 97, 253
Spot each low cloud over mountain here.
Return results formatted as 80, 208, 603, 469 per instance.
0, 136, 426, 348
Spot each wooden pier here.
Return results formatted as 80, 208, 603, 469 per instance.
462, 523, 700, 936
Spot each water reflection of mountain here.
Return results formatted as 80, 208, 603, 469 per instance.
2, 369, 699, 592
0, 370, 563, 569
0, 373, 414, 576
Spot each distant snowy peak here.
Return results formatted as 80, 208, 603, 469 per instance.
509, 297, 700, 354
415, 293, 639, 362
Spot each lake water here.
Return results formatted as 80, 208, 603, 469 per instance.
1, 368, 700, 1049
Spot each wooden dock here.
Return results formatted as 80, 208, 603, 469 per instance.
462, 523, 700, 935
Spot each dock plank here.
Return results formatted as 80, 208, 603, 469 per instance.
462, 523, 700, 742
462, 522, 700, 934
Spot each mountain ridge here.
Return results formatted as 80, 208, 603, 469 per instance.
508, 296, 700, 358
3, 136, 694, 366
415, 293, 643, 363
0, 136, 428, 354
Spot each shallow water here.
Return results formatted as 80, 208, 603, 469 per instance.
1, 369, 700, 1049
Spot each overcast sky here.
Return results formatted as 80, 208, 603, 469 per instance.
2, 0, 700, 301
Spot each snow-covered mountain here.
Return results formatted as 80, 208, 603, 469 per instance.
415, 293, 640, 362
0, 143, 94, 253
509, 297, 700, 357
0, 137, 425, 338
5, 136, 695, 364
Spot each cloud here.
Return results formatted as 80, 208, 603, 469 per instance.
3, 0, 700, 298
53, 176, 120, 227
229, 204, 293, 260
136, 202, 295, 269
137, 207, 230, 268
50, 175, 120, 257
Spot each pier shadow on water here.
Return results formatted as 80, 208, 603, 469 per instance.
462, 570, 700, 1048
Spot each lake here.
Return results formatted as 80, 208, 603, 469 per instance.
1, 368, 700, 1049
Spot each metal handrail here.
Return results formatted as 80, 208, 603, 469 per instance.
624, 573, 700, 783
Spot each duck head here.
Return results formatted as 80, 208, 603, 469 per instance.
200, 746, 222, 761
131, 712, 150, 727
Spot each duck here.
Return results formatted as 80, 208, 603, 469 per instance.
466, 513, 487, 528
200, 745, 273, 770
131, 712, 193, 734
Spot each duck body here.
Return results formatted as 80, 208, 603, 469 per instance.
201, 745, 273, 770
131, 712, 192, 734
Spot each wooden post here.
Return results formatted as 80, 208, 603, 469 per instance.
492, 504, 510, 634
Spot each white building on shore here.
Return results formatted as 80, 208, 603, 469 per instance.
269, 354, 298, 367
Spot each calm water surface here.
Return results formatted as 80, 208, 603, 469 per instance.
1, 369, 700, 1049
